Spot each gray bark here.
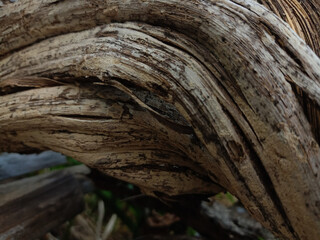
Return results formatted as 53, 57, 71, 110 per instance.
0, 1, 320, 239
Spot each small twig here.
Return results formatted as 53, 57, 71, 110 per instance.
101, 214, 117, 240
95, 200, 105, 240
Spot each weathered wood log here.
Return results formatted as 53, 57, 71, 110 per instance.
0, 84, 223, 196
0, 1, 320, 239
0, 151, 66, 181
0, 167, 92, 240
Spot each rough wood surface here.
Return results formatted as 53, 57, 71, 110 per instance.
0, 169, 86, 240
0, 1, 320, 239
257, 0, 320, 56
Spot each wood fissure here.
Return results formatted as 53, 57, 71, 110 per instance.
1, 1, 320, 239
223, 103, 299, 237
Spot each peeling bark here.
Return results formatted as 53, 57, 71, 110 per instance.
0, 1, 320, 239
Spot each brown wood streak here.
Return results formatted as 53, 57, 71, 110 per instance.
0, 77, 63, 94
258, 0, 320, 56
0, 1, 320, 239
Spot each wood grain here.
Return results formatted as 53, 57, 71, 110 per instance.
0, 1, 319, 239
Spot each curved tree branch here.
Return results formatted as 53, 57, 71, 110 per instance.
0, 1, 320, 239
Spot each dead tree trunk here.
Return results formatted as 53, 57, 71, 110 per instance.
0, 0, 319, 239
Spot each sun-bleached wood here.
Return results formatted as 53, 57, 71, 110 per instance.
0, 1, 319, 239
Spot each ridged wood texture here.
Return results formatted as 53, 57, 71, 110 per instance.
0, 1, 319, 239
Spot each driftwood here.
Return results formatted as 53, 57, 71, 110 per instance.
0, 0, 320, 239
0, 166, 92, 240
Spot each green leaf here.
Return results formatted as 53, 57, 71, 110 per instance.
225, 192, 237, 204
186, 227, 197, 236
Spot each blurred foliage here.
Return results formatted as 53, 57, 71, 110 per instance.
1, 153, 275, 240
214, 192, 238, 207
186, 227, 198, 237
41, 156, 206, 240
49, 156, 83, 171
